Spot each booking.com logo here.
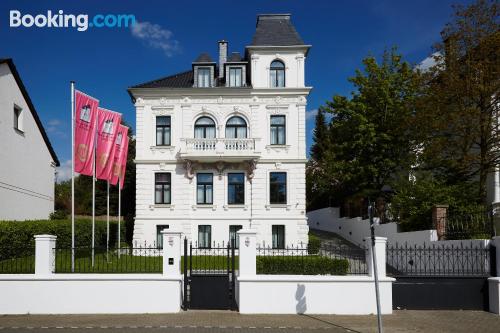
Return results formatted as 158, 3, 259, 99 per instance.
9, 10, 136, 32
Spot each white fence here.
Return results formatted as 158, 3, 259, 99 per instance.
0, 232, 183, 314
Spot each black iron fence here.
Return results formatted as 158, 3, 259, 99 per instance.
0, 245, 35, 274
54, 245, 162, 273
387, 242, 493, 277
256, 243, 368, 275
445, 209, 494, 240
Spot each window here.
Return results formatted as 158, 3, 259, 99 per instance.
194, 117, 216, 139
197, 67, 211, 87
14, 106, 22, 131
197, 173, 213, 204
270, 115, 286, 145
225, 116, 247, 139
229, 225, 243, 248
198, 225, 212, 248
270, 60, 285, 88
228, 173, 245, 205
270, 172, 287, 204
229, 67, 242, 87
156, 225, 169, 248
272, 225, 285, 249
156, 116, 171, 146
155, 173, 171, 204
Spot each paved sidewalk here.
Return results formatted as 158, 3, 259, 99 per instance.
0, 310, 499, 332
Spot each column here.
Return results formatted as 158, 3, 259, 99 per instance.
365, 236, 387, 278
162, 230, 182, 276
237, 229, 257, 276
34, 234, 57, 276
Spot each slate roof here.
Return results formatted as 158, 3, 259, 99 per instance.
0, 58, 60, 166
193, 52, 215, 63
130, 70, 193, 88
250, 14, 304, 46
227, 52, 245, 62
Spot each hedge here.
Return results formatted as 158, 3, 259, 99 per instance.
256, 255, 349, 275
307, 234, 321, 254
0, 219, 125, 260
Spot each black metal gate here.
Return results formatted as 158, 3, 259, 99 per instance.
182, 238, 236, 310
388, 242, 495, 310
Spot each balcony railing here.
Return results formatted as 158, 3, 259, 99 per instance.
180, 138, 260, 161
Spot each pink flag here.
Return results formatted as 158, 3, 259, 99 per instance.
74, 90, 99, 176
101, 124, 127, 182
95, 108, 122, 180
109, 125, 129, 189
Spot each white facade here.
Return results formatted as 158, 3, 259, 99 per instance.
129, 15, 311, 247
0, 59, 59, 221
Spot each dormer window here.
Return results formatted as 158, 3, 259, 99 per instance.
270, 60, 285, 88
229, 67, 242, 87
197, 67, 211, 88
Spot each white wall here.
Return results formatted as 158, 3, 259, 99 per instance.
0, 274, 181, 314
238, 275, 393, 315
0, 63, 56, 221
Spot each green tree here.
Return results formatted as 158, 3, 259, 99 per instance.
319, 49, 422, 204
310, 108, 329, 161
419, 0, 499, 204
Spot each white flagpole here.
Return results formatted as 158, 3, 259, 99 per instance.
106, 180, 110, 261
118, 177, 121, 259
91, 109, 97, 267
70, 81, 75, 273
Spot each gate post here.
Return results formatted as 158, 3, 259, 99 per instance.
432, 204, 448, 240
35, 234, 57, 276
162, 230, 182, 276
365, 236, 387, 277
237, 229, 257, 276
492, 237, 500, 277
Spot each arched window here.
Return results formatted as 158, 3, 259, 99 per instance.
270, 60, 285, 88
225, 116, 247, 139
194, 116, 216, 139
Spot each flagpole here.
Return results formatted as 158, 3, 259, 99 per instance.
70, 81, 75, 273
91, 108, 97, 267
106, 180, 110, 262
118, 177, 121, 259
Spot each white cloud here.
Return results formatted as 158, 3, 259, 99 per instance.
46, 118, 67, 138
306, 109, 318, 121
131, 21, 180, 57
56, 159, 72, 183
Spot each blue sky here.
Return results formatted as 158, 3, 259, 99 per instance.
0, 0, 473, 179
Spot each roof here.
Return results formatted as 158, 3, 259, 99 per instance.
250, 14, 304, 46
130, 70, 194, 88
0, 58, 60, 166
193, 52, 215, 63
227, 52, 245, 62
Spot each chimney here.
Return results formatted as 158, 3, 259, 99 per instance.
218, 40, 228, 79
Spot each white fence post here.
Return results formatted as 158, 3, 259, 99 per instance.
34, 234, 56, 276
162, 230, 182, 276
237, 229, 257, 276
365, 236, 387, 277
492, 236, 500, 277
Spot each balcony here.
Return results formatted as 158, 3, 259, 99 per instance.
180, 138, 261, 162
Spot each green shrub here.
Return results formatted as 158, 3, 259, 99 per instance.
308, 234, 321, 254
49, 210, 68, 220
0, 219, 126, 260
256, 255, 349, 275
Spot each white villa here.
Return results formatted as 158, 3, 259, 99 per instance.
128, 14, 311, 248
0, 58, 59, 220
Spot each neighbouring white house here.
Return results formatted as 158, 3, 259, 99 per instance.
128, 14, 311, 248
0, 58, 60, 220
